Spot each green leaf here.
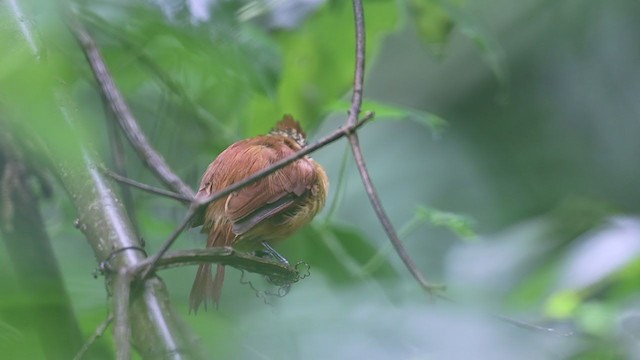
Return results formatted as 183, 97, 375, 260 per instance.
440, 1, 509, 96
406, 0, 461, 56
361, 205, 473, 276
545, 290, 581, 319
576, 302, 615, 336
414, 205, 476, 240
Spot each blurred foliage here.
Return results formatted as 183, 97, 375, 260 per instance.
2, 0, 640, 359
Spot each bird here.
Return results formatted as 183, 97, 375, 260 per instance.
189, 115, 328, 312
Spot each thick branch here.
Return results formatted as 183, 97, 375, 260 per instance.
69, 19, 195, 200
58, 146, 202, 359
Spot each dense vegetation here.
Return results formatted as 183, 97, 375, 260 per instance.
1, 0, 639, 358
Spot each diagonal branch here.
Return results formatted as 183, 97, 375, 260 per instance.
69, 19, 195, 200
346, 0, 442, 293
104, 168, 193, 203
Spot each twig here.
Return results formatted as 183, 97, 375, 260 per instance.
73, 314, 114, 360
104, 168, 193, 203
139, 113, 374, 279
69, 19, 195, 199
346, 0, 366, 127
346, 0, 442, 293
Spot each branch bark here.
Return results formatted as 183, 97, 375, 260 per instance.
57, 146, 202, 360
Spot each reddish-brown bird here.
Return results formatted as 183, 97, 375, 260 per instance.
189, 115, 328, 312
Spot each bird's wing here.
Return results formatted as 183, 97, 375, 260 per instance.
224, 140, 317, 236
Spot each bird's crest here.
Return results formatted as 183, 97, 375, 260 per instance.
270, 114, 307, 147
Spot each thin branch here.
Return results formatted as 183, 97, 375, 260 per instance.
346, 0, 442, 293
139, 206, 196, 279
104, 168, 193, 203
69, 19, 195, 199
139, 112, 374, 278
347, 0, 366, 127
346, 2, 570, 336
73, 315, 114, 360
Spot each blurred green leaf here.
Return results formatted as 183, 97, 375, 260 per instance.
545, 290, 581, 319
247, 0, 399, 134
414, 205, 476, 240
439, 1, 508, 96
406, 0, 462, 56
361, 205, 473, 276
576, 302, 615, 336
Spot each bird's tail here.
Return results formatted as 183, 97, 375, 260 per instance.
189, 263, 225, 313
189, 225, 232, 313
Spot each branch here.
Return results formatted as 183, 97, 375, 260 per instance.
69, 18, 195, 200
57, 144, 203, 359
347, 0, 366, 127
345, 2, 571, 337
346, 0, 442, 293
133, 248, 299, 284
104, 168, 193, 203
